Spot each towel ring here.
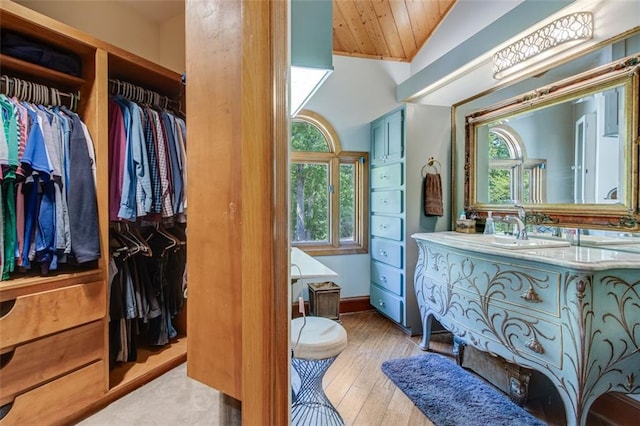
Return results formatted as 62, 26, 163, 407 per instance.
421, 157, 441, 177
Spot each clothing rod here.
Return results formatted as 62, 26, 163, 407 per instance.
1, 74, 79, 110
109, 78, 181, 110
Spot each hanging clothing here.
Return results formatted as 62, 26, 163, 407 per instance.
108, 224, 186, 366
64, 108, 100, 263
108, 96, 187, 223
0, 95, 100, 280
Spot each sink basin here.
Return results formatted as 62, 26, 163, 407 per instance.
488, 236, 570, 250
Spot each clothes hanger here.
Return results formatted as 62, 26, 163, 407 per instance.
112, 223, 141, 258
125, 223, 153, 257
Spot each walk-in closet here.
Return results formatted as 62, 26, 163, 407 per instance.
0, 2, 188, 423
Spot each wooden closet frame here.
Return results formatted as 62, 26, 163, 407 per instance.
0, 1, 187, 423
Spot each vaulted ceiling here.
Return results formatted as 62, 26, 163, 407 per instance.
333, 0, 457, 62
115, 0, 458, 63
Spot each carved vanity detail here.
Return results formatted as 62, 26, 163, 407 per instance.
413, 232, 640, 426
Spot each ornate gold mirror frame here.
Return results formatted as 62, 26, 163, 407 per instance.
464, 55, 640, 230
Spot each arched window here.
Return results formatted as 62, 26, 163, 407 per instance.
291, 110, 368, 255
488, 125, 546, 204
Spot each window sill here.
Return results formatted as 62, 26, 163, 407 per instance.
292, 243, 368, 257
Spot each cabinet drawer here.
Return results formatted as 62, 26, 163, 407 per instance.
371, 262, 403, 296
371, 239, 403, 268
0, 360, 104, 425
371, 163, 402, 189
425, 246, 560, 317
370, 285, 402, 323
0, 320, 103, 406
371, 190, 402, 214
0, 281, 105, 350
371, 215, 402, 240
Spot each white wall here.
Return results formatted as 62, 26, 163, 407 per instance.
14, 1, 184, 73
302, 56, 413, 299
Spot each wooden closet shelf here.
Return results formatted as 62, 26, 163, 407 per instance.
109, 336, 187, 391
0, 53, 87, 87
109, 54, 183, 98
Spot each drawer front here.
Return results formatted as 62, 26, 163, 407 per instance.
371, 163, 402, 189
371, 190, 402, 214
425, 245, 559, 317
0, 320, 103, 406
371, 215, 402, 241
455, 290, 562, 369
370, 285, 403, 323
371, 239, 403, 268
0, 280, 106, 349
371, 262, 403, 296
0, 360, 104, 425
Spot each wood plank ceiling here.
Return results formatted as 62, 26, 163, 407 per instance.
333, 0, 457, 62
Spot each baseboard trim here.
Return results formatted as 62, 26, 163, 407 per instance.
340, 296, 372, 314
291, 296, 372, 318
591, 392, 640, 424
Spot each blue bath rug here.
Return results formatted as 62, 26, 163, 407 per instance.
381, 352, 546, 426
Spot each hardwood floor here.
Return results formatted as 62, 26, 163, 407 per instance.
323, 310, 617, 426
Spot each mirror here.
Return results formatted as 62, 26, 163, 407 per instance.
465, 55, 639, 230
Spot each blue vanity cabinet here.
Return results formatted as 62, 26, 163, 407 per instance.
413, 232, 640, 426
369, 106, 422, 335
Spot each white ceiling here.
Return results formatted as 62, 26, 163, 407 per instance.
114, 0, 184, 23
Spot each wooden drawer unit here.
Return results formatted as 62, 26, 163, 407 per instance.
0, 320, 103, 406
0, 281, 105, 350
0, 360, 104, 425
370, 285, 403, 323
371, 215, 402, 241
371, 190, 402, 214
371, 163, 403, 189
371, 262, 403, 296
371, 238, 403, 268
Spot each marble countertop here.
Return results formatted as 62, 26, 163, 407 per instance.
412, 231, 640, 270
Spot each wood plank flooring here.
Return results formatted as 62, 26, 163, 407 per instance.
323, 310, 615, 426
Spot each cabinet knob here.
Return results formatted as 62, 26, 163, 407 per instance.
381, 199, 389, 205
381, 276, 388, 283
379, 224, 388, 230
379, 249, 388, 257
380, 174, 389, 180
379, 299, 386, 307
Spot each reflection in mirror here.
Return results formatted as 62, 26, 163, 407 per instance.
474, 82, 626, 205
465, 54, 639, 230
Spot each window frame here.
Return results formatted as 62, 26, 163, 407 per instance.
291, 110, 369, 255
488, 125, 546, 204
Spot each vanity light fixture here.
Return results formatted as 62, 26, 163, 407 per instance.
493, 12, 593, 80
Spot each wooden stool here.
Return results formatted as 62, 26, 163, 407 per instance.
291, 316, 348, 426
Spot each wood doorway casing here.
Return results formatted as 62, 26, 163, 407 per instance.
186, 0, 290, 424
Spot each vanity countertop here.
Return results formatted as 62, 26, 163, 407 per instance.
412, 231, 640, 270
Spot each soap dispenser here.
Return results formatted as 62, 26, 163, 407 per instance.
484, 211, 495, 235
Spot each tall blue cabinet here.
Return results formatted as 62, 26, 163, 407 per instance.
369, 106, 423, 335
368, 103, 451, 335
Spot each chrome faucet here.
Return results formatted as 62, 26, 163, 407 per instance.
514, 204, 528, 240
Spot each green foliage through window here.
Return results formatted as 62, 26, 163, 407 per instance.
290, 111, 368, 254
